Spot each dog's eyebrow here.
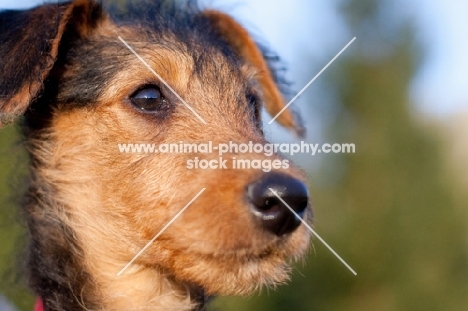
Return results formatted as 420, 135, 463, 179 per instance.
119, 36, 207, 124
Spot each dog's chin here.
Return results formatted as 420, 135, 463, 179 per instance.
169, 243, 308, 296
177, 255, 292, 295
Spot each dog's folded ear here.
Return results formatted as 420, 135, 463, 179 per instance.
0, 0, 104, 127
202, 10, 305, 137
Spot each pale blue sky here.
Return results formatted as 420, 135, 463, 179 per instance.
2, 0, 467, 117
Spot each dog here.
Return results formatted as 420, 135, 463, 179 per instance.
0, 0, 312, 310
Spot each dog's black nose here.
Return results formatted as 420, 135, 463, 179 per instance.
247, 172, 309, 236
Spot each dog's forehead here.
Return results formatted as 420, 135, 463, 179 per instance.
106, 1, 240, 60
118, 27, 246, 75
56, 25, 254, 108
105, 1, 257, 76
55, 39, 251, 109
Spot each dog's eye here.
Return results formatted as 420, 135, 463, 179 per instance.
247, 93, 262, 128
247, 93, 257, 107
130, 86, 167, 112
247, 93, 259, 113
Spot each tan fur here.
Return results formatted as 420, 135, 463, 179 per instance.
1, 1, 311, 310
36, 43, 310, 309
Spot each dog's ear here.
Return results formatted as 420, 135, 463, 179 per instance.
203, 10, 305, 137
0, 0, 104, 126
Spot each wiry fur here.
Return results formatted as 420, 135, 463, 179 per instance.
0, 1, 311, 310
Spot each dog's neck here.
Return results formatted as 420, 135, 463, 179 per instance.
88, 260, 207, 310
33, 199, 207, 310
29, 190, 208, 311
25, 133, 207, 311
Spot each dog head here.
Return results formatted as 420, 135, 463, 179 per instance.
0, 0, 311, 309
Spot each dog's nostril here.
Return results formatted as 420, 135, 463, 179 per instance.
255, 197, 280, 212
264, 198, 279, 210
247, 172, 309, 236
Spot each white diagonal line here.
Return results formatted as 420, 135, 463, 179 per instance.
117, 188, 206, 276
269, 188, 357, 276
118, 36, 207, 124
268, 37, 356, 124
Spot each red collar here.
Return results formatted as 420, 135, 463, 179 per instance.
34, 298, 44, 311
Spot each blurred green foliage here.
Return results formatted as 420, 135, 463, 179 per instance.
0, 125, 33, 310
211, 0, 468, 310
